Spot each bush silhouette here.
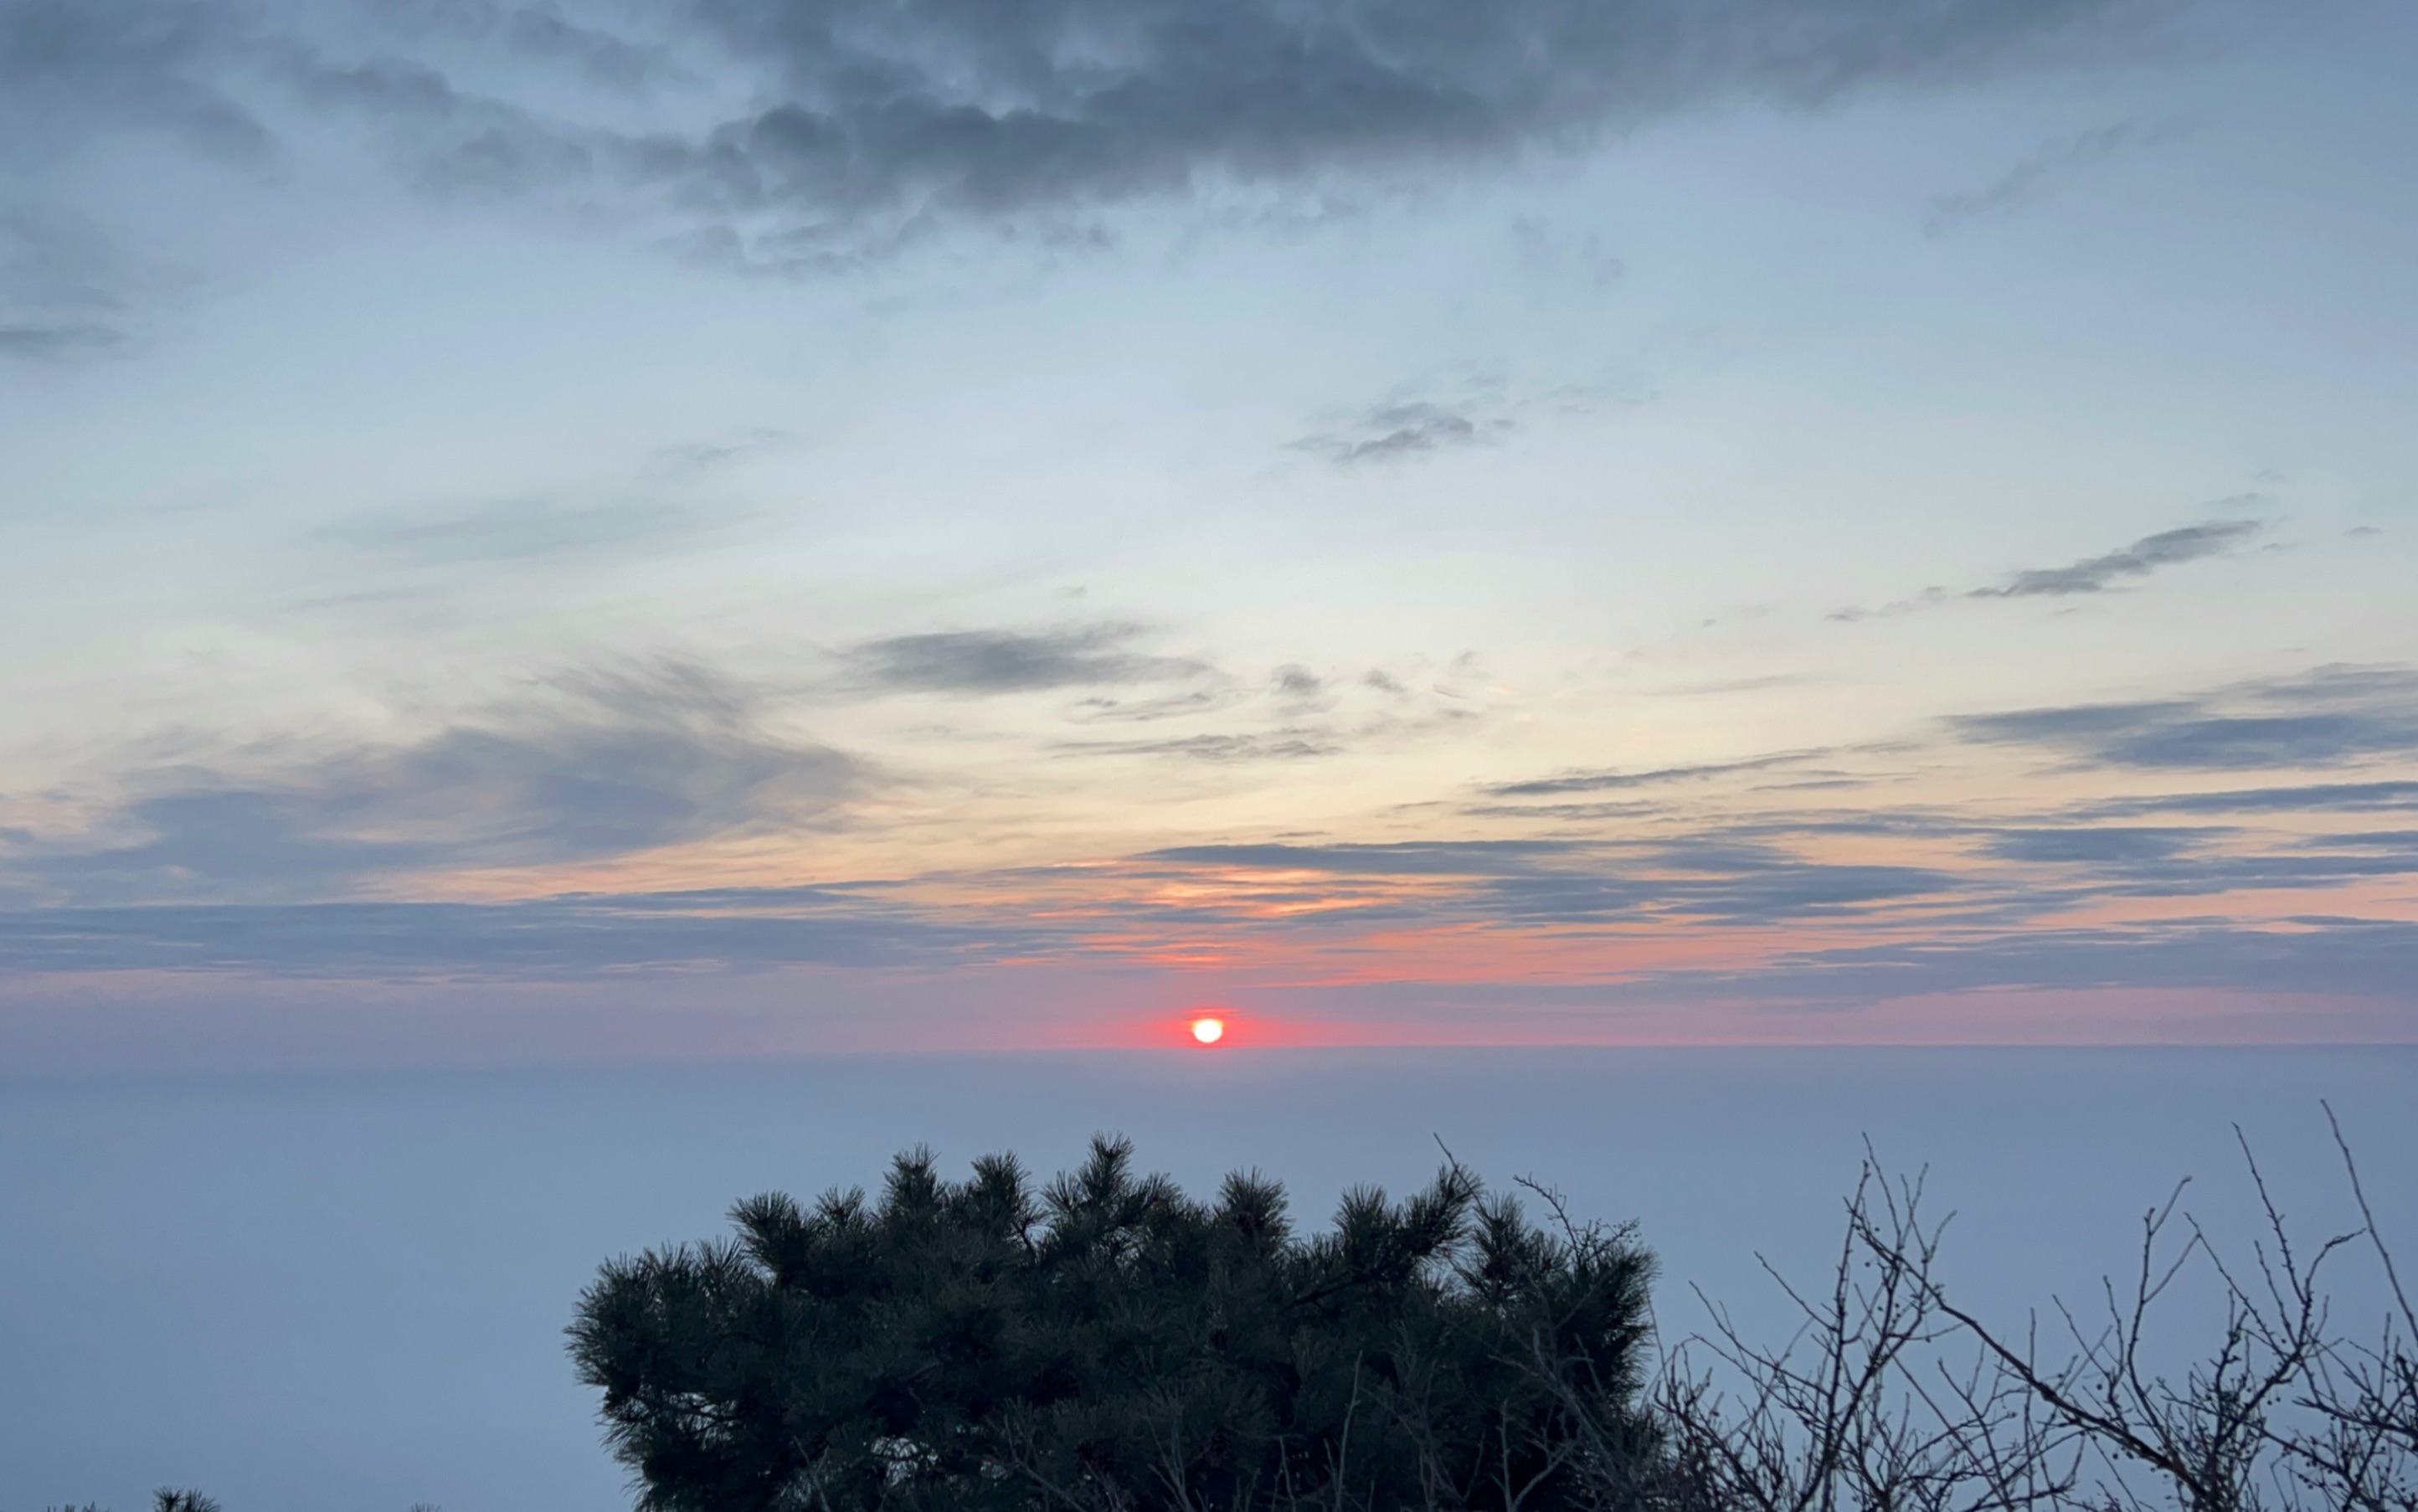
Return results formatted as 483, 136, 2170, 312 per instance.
570, 1137, 1657, 1512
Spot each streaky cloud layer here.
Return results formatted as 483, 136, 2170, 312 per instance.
3, 0, 2415, 1061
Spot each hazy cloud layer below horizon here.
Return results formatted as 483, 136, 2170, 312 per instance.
3, 0, 2416, 1059
12, 1050, 2412, 1507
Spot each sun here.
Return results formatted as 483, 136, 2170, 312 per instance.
1189, 1016, 1227, 1046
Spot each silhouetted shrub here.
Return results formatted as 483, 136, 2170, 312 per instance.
570, 1136, 1657, 1512
573, 1123, 2415, 1512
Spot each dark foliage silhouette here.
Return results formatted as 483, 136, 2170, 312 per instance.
572, 1121, 2413, 1512
568, 1136, 1658, 1512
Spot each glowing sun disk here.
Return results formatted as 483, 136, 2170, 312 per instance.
1190, 1016, 1226, 1045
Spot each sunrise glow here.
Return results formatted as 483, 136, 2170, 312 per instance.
1190, 1017, 1227, 1046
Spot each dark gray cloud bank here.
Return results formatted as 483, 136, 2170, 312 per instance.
593, 0, 2198, 269
0, 0, 2203, 347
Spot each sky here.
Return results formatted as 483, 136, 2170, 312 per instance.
5, 0, 2418, 1063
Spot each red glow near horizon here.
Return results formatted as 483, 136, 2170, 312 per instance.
1189, 1016, 1227, 1046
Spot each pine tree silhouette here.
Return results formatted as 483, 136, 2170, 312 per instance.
570, 1137, 1659, 1512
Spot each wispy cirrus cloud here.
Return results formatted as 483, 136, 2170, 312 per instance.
1833, 518, 2262, 621
3, 661, 856, 903
1067, 690, 1237, 725
2074, 780, 2418, 818
1968, 519, 2262, 599
1480, 752, 1824, 799
841, 625, 1209, 697
1288, 368, 1646, 468
1141, 841, 1570, 875
1952, 664, 2418, 771
1289, 400, 1510, 465
309, 496, 704, 566
0, 202, 182, 361
1925, 118, 2186, 235
360, 0, 682, 90
1976, 826, 2205, 863
0, 887, 1026, 975
302, 431, 788, 572
1129, 836, 1968, 927
1054, 733, 1340, 763
1731, 918, 2418, 1008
